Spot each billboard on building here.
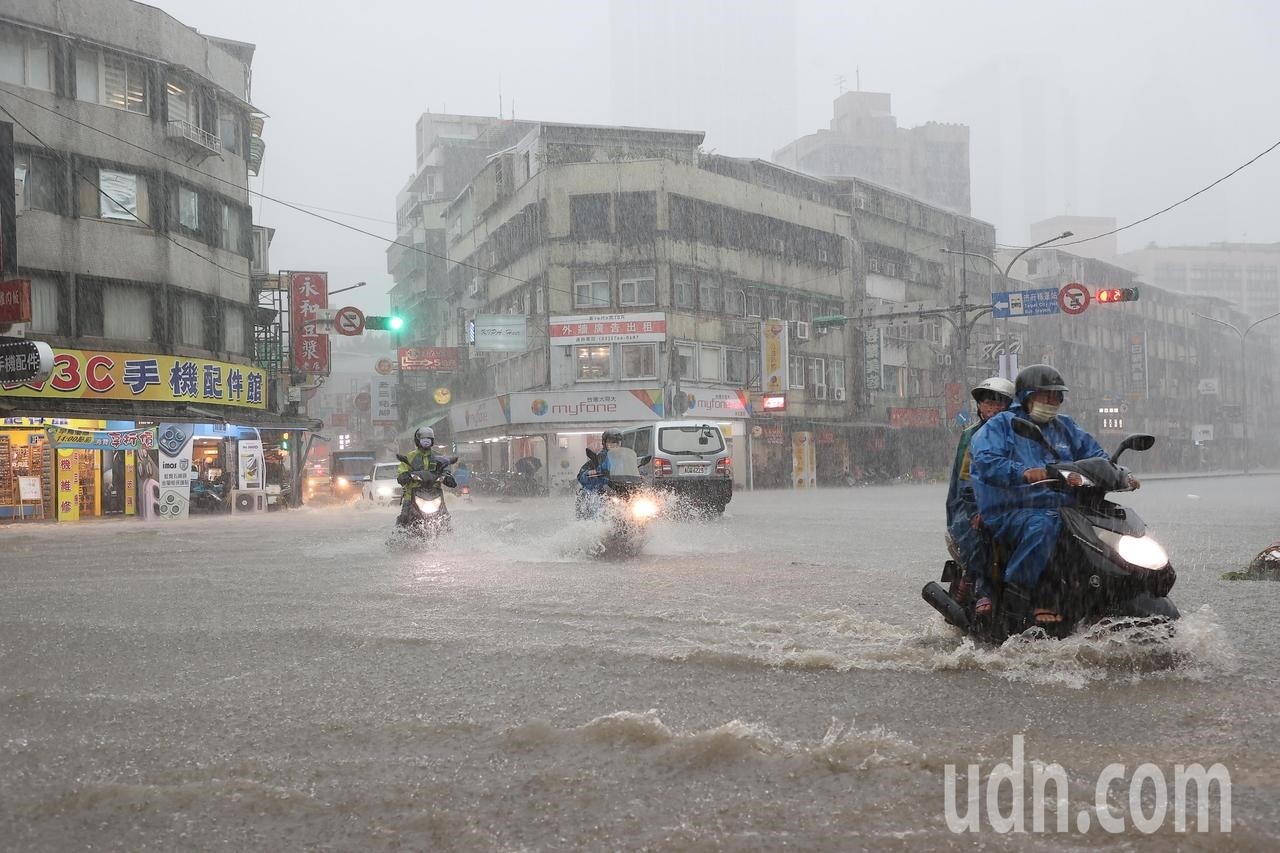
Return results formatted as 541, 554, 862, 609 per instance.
508, 389, 664, 425
550, 312, 667, 345
473, 315, 528, 352
680, 386, 751, 419
399, 346, 460, 371
289, 272, 329, 374
760, 319, 789, 393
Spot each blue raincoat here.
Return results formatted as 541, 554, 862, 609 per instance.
969, 399, 1107, 588
945, 419, 994, 594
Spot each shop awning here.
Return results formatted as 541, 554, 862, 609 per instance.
394, 412, 448, 444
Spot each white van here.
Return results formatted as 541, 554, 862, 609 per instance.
617, 420, 733, 513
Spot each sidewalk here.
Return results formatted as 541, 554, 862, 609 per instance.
1138, 468, 1280, 482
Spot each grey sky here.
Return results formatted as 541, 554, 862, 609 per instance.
151, 0, 1280, 315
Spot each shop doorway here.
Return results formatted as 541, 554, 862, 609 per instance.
102, 450, 127, 515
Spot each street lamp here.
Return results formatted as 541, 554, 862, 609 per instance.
941, 230, 1074, 291
330, 280, 367, 297
1193, 309, 1280, 475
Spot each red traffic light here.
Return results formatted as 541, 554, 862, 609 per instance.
1095, 287, 1139, 303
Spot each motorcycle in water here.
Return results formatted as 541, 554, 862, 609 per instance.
575, 446, 660, 557
393, 453, 458, 539
923, 420, 1179, 642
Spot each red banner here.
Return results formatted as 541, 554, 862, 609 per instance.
945, 383, 964, 421
399, 346, 460, 371
289, 272, 329, 375
889, 407, 941, 429
0, 279, 31, 324
293, 333, 330, 375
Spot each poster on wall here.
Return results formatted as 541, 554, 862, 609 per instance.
760, 319, 789, 393
238, 439, 264, 490
154, 423, 194, 520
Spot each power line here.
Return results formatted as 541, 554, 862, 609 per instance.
999, 136, 1280, 251
0, 98, 249, 279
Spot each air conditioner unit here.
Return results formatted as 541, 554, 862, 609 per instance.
832, 386, 847, 401
794, 321, 811, 341
230, 489, 265, 514
935, 352, 952, 367
813, 384, 828, 400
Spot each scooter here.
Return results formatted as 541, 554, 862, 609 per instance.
393, 454, 458, 539
922, 420, 1179, 642
575, 447, 660, 558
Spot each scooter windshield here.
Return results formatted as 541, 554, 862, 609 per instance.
607, 447, 642, 478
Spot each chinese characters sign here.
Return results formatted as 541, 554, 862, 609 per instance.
760, 319, 788, 393
372, 379, 398, 424
549, 312, 666, 346
0, 349, 268, 409
290, 271, 331, 374
47, 426, 157, 450
399, 346, 460, 371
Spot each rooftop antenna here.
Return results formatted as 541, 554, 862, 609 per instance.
498, 74, 503, 121
856, 66, 861, 91
836, 74, 846, 94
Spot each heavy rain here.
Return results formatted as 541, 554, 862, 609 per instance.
2, 0, 1279, 848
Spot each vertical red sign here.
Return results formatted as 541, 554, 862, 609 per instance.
945, 382, 964, 421
289, 272, 329, 374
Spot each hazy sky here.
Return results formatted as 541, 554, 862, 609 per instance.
150, 0, 1280, 316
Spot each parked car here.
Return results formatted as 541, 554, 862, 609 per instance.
617, 420, 733, 514
363, 462, 403, 505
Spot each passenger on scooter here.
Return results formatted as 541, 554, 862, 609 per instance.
970, 364, 1137, 626
396, 426, 456, 526
576, 429, 622, 517
945, 376, 1015, 616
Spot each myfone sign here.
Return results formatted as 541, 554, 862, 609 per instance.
0, 338, 53, 384
679, 386, 751, 419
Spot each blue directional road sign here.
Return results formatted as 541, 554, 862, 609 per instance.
991, 288, 1062, 319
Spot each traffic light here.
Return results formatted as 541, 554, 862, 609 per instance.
365, 313, 406, 331
1096, 287, 1139, 304
279, 432, 290, 451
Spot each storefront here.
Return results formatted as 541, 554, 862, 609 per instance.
0, 347, 312, 520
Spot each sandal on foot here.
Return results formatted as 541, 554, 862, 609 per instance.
1033, 608, 1063, 625
975, 597, 993, 616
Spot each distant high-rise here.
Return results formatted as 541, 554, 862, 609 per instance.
773, 91, 971, 214
609, 0, 797, 159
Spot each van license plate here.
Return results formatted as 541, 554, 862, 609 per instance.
684, 464, 708, 474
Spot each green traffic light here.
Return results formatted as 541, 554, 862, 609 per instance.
389, 315, 405, 331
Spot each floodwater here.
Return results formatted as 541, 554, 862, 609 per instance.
2, 476, 1277, 849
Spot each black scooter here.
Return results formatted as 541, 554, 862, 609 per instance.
394, 454, 458, 539
923, 420, 1179, 642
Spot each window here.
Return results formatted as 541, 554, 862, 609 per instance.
673, 269, 695, 308
746, 290, 762, 317
615, 191, 655, 242
569, 193, 611, 239
166, 79, 203, 127
698, 273, 722, 312
103, 284, 154, 340
676, 343, 697, 381
573, 269, 610, 307
621, 343, 657, 379
219, 201, 243, 253
768, 294, 782, 319
788, 355, 805, 389
15, 150, 60, 213
0, 28, 52, 91
223, 305, 245, 353
699, 345, 723, 381
809, 357, 826, 391
77, 49, 149, 114
177, 295, 208, 348
619, 268, 656, 306
786, 300, 801, 322
869, 257, 881, 274
533, 283, 546, 315
177, 186, 200, 231
82, 168, 149, 223
726, 349, 748, 385
576, 345, 611, 380
218, 104, 243, 155
725, 286, 746, 317
28, 275, 59, 333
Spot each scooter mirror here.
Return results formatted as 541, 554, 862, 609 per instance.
1112, 433, 1156, 463
395, 454, 410, 465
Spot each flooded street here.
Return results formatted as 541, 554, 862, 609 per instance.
2, 476, 1277, 849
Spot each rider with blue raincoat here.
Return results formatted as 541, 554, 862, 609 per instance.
969, 364, 1112, 624
576, 429, 622, 518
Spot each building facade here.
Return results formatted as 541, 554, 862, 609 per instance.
0, 0, 276, 520
1118, 242, 1280, 320
773, 91, 971, 215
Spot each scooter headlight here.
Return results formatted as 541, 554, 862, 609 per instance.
415, 494, 443, 513
631, 496, 659, 520
1096, 528, 1169, 570
336, 476, 349, 487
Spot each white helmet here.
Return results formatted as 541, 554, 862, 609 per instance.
971, 376, 1015, 404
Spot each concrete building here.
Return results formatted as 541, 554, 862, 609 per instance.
773, 91, 971, 215
0, 0, 274, 520
1118, 242, 1280, 319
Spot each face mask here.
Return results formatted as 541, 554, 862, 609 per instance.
1028, 401, 1060, 424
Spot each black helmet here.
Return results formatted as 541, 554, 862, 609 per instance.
601, 429, 623, 445
414, 426, 435, 450
1015, 364, 1069, 402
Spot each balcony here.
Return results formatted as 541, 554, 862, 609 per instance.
166, 120, 223, 157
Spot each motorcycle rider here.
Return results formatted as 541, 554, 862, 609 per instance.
396, 426, 456, 526
969, 364, 1137, 625
576, 429, 622, 518
945, 376, 1015, 616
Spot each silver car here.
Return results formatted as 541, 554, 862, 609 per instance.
362, 462, 403, 505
